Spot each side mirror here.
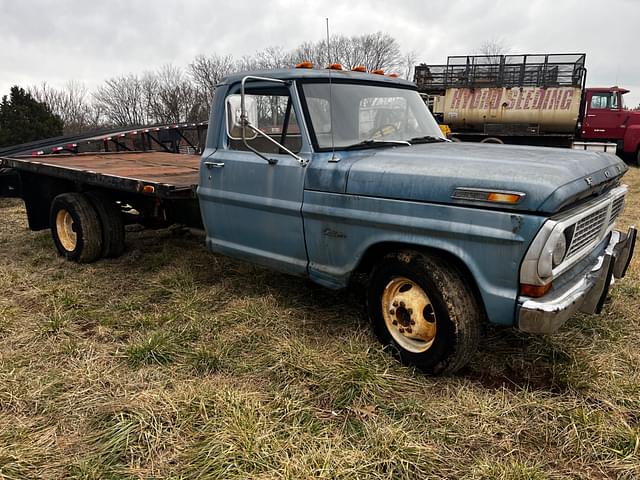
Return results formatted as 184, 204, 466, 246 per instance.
226, 94, 258, 140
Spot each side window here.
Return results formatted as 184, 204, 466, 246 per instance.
228, 93, 301, 154
590, 93, 617, 110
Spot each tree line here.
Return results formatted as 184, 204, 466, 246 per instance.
8, 32, 414, 139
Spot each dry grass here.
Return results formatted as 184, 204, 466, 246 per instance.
0, 167, 639, 479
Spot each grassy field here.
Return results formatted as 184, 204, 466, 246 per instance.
0, 167, 639, 479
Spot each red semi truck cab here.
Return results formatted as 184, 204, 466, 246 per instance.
581, 87, 640, 160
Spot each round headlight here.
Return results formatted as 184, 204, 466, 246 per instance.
551, 233, 567, 268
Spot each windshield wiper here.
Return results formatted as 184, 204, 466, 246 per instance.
343, 139, 411, 150
408, 135, 447, 144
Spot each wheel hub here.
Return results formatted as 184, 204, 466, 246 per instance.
56, 209, 77, 252
381, 277, 437, 353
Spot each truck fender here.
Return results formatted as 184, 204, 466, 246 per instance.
623, 124, 640, 154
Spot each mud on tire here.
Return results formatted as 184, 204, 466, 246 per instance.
367, 250, 482, 375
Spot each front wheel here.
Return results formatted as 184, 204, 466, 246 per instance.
367, 251, 482, 374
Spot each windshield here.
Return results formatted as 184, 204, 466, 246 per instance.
301, 82, 445, 150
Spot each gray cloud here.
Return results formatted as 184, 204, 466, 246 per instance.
1, 0, 638, 106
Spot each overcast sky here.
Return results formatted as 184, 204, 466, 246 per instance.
1, 0, 639, 107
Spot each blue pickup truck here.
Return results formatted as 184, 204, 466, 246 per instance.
0, 67, 636, 374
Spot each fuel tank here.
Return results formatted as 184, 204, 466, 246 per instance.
436, 87, 582, 134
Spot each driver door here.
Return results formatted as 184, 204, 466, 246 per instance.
198, 84, 310, 275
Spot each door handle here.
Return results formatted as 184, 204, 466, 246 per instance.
204, 162, 224, 169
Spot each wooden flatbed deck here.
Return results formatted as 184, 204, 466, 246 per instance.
0, 152, 201, 198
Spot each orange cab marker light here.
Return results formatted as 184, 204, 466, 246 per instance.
371, 69, 385, 75
487, 192, 523, 204
295, 61, 313, 69
327, 63, 343, 70
351, 65, 367, 72
520, 283, 552, 298
142, 185, 155, 194
388, 73, 399, 78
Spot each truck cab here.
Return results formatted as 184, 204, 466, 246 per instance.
581, 87, 640, 161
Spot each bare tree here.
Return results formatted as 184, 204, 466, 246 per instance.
188, 54, 235, 120
30, 81, 100, 134
146, 65, 198, 124
292, 32, 401, 72
476, 39, 509, 58
93, 75, 151, 127
402, 50, 417, 80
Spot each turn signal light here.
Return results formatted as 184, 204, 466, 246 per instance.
295, 61, 313, 69
351, 65, 367, 72
371, 69, 385, 75
327, 63, 343, 70
487, 192, 523, 204
388, 73, 399, 78
520, 283, 552, 298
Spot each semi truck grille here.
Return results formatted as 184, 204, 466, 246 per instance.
565, 191, 626, 260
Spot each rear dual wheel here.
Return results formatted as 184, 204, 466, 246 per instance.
50, 192, 124, 263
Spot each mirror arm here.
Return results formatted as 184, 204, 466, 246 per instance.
240, 75, 307, 167
241, 122, 278, 165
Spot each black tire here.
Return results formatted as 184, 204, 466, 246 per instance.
50, 193, 103, 263
85, 191, 125, 258
367, 250, 481, 375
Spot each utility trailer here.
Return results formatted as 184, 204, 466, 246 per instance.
0, 151, 202, 262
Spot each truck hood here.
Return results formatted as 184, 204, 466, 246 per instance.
345, 143, 628, 213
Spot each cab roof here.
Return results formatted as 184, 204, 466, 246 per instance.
220, 68, 415, 88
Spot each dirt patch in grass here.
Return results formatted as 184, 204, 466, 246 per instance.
0, 167, 639, 478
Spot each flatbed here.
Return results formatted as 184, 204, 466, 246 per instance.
0, 151, 203, 236
0, 151, 200, 199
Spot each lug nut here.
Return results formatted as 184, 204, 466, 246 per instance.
399, 301, 405, 307
406, 328, 412, 334
389, 309, 395, 315
393, 301, 399, 307
407, 308, 413, 314
399, 328, 405, 333
392, 320, 398, 325
410, 320, 415, 325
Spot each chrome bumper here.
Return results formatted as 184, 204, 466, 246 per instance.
517, 226, 637, 334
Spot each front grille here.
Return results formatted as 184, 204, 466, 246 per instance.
566, 205, 609, 258
609, 196, 625, 226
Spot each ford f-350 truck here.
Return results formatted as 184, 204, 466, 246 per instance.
0, 65, 636, 374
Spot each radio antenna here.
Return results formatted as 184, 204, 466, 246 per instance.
326, 18, 339, 162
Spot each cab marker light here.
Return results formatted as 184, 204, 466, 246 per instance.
371, 69, 385, 75
388, 73, 399, 78
452, 187, 526, 205
142, 185, 155, 194
295, 61, 313, 69
327, 63, 343, 70
351, 65, 367, 72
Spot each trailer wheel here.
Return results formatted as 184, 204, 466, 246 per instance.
86, 191, 125, 258
480, 137, 504, 144
50, 193, 103, 263
367, 250, 481, 375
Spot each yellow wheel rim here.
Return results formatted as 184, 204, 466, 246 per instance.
381, 277, 437, 353
56, 209, 77, 252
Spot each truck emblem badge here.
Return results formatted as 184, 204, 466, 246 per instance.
585, 176, 593, 186
604, 170, 610, 178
